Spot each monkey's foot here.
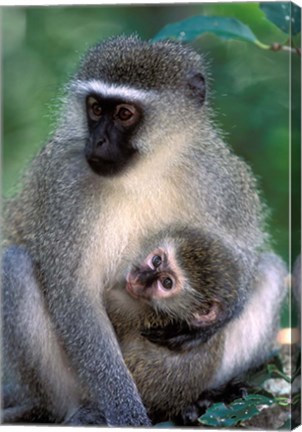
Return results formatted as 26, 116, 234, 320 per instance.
65, 405, 151, 426
2, 404, 55, 424
64, 404, 107, 425
174, 379, 249, 426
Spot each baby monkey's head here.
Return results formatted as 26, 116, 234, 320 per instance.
126, 227, 242, 331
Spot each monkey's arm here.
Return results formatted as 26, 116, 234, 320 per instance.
2, 245, 150, 426
141, 296, 240, 351
49, 293, 149, 426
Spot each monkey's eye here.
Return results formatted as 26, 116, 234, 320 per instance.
115, 104, 139, 126
92, 103, 102, 117
87, 96, 102, 121
162, 278, 173, 290
152, 255, 162, 268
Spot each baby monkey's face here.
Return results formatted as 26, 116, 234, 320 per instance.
124, 239, 227, 332
126, 246, 183, 302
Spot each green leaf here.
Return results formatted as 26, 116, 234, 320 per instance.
267, 364, 292, 383
241, 394, 274, 405
260, 3, 301, 36
153, 16, 266, 48
198, 394, 274, 428
275, 396, 290, 407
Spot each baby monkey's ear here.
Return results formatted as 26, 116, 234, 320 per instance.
190, 301, 222, 327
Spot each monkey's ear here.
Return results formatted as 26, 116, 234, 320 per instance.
186, 72, 206, 104
191, 302, 221, 327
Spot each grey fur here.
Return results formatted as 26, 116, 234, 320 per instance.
2, 36, 286, 425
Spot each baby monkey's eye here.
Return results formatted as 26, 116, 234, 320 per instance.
152, 255, 162, 268
162, 278, 173, 290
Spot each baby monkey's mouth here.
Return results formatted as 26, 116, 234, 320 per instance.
126, 265, 156, 298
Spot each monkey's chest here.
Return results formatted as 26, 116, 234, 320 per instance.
82, 188, 190, 289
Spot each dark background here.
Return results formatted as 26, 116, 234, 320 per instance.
2, 3, 301, 324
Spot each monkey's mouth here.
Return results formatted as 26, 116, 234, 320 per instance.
87, 157, 122, 176
86, 150, 139, 177
125, 279, 154, 302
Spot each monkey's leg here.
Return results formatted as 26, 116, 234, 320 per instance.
2, 245, 82, 423
214, 252, 287, 386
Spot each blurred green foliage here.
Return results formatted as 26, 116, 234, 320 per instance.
2, 3, 300, 270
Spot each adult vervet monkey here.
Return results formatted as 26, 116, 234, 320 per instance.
2, 35, 286, 425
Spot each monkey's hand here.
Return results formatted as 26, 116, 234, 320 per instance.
141, 320, 216, 351
173, 379, 249, 426
50, 302, 152, 426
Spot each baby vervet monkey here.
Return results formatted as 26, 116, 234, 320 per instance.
104, 227, 286, 424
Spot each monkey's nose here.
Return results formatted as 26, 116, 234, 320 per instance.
96, 137, 108, 147
137, 270, 157, 287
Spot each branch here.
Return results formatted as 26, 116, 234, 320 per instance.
270, 43, 301, 56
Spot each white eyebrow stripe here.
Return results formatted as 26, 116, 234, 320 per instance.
72, 79, 153, 101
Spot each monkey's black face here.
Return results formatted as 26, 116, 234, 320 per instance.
85, 94, 141, 176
